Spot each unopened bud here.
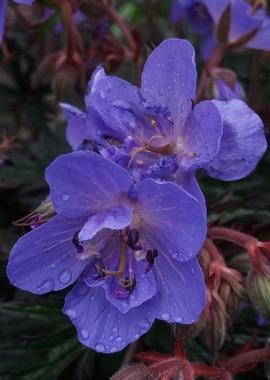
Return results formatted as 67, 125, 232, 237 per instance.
174, 313, 205, 343
203, 297, 227, 356
110, 364, 153, 380
14, 196, 55, 228
247, 268, 270, 318
205, 68, 245, 101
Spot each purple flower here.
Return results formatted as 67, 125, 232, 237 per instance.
170, 0, 213, 35
7, 151, 206, 353
209, 68, 246, 101
201, 0, 270, 56
61, 39, 266, 202
0, 0, 34, 42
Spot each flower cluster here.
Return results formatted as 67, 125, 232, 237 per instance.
7, 37, 267, 354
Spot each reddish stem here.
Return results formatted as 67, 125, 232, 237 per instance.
195, 45, 226, 103
101, 0, 137, 57
57, 0, 77, 61
225, 347, 270, 374
208, 227, 258, 250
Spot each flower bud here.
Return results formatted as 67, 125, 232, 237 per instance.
110, 364, 153, 380
203, 296, 227, 356
14, 196, 55, 228
205, 68, 245, 101
247, 268, 270, 318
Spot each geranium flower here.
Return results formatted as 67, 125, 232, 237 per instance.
61, 38, 266, 204
191, 0, 270, 58
170, 0, 213, 35
7, 151, 206, 353
0, 0, 34, 42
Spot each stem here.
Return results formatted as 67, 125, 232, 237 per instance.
225, 347, 270, 374
204, 238, 225, 264
208, 227, 258, 250
195, 45, 226, 103
58, 0, 77, 61
101, 0, 137, 56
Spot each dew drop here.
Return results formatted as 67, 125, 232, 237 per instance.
95, 343, 106, 352
59, 269, 72, 284
139, 320, 150, 329
134, 333, 140, 339
62, 194, 69, 201
175, 316, 183, 323
108, 335, 114, 341
99, 91, 106, 99
112, 327, 118, 333
80, 328, 89, 339
65, 308, 77, 319
115, 336, 122, 343
50, 263, 56, 269
191, 267, 195, 274
161, 312, 170, 321
35, 279, 54, 293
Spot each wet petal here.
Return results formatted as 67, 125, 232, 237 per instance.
63, 281, 155, 353
141, 38, 196, 127
60, 104, 87, 150
176, 171, 206, 214
101, 257, 157, 313
179, 100, 222, 171
91, 76, 143, 141
206, 99, 267, 180
152, 256, 205, 323
45, 151, 132, 218
7, 216, 87, 294
78, 205, 132, 242
84, 66, 106, 107
136, 179, 207, 261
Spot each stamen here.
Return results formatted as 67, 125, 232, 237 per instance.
119, 275, 137, 293
72, 231, 84, 253
127, 229, 142, 250
102, 231, 127, 277
145, 249, 158, 273
94, 259, 106, 279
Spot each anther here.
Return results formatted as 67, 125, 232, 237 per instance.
127, 229, 142, 250
119, 275, 137, 293
145, 249, 158, 273
72, 231, 84, 253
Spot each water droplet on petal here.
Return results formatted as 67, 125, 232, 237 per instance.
65, 308, 77, 319
108, 335, 114, 341
175, 316, 183, 323
59, 269, 72, 284
191, 267, 195, 274
35, 279, 54, 293
95, 343, 106, 352
134, 333, 140, 339
112, 327, 118, 333
50, 263, 56, 269
161, 312, 170, 321
62, 194, 69, 201
99, 91, 106, 100
115, 336, 122, 343
80, 328, 89, 339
